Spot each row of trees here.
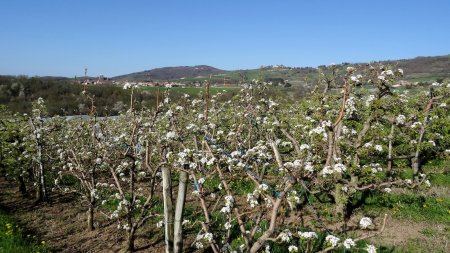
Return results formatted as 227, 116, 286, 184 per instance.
1, 65, 449, 252
0, 76, 158, 116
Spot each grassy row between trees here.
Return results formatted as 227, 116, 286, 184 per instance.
0, 209, 49, 253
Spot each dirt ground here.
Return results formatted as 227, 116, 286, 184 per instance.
0, 177, 448, 252
369, 217, 449, 252
0, 178, 166, 253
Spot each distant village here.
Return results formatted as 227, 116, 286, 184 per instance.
76, 65, 298, 88
78, 75, 203, 88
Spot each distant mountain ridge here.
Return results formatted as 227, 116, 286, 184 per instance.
113, 65, 228, 81
376, 55, 450, 80
112, 55, 450, 83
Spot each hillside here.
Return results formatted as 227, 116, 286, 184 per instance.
382, 55, 450, 82
112, 54, 450, 85
113, 65, 228, 81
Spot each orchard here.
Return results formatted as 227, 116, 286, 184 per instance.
1, 65, 449, 253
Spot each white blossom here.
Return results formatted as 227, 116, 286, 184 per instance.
345, 97, 356, 116
206, 158, 216, 166
200, 157, 208, 164
122, 223, 130, 231
382, 70, 394, 76
366, 244, 377, 253
350, 75, 360, 82
220, 195, 234, 213
247, 193, 258, 208
123, 82, 132, 89
325, 235, 340, 247
411, 122, 422, 129
298, 231, 318, 239
322, 166, 334, 177
304, 162, 314, 172
333, 163, 347, 173
166, 131, 177, 140
300, 144, 310, 150
278, 229, 292, 242
363, 142, 373, 148
346, 66, 355, 72
258, 183, 269, 192
343, 238, 355, 249
195, 242, 204, 249
396, 115, 406, 125
359, 217, 373, 229
203, 232, 213, 242
288, 245, 298, 252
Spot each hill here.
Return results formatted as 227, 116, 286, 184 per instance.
112, 54, 450, 85
381, 55, 450, 83
113, 65, 228, 81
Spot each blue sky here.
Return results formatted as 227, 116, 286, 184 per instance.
1, 0, 449, 77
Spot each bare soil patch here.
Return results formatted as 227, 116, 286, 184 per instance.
0, 178, 166, 252
369, 217, 449, 252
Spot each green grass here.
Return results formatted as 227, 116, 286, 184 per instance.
404, 74, 446, 83
420, 227, 439, 237
423, 159, 450, 187
363, 193, 450, 223
0, 209, 49, 253
393, 239, 449, 253
140, 86, 241, 95
423, 159, 450, 171
429, 172, 450, 187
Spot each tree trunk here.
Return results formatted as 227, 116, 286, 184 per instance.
333, 183, 347, 222
162, 167, 174, 253
18, 176, 27, 195
412, 92, 441, 177
325, 130, 335, 167
249, 197, 284, 253
174, 171, 188, 253
88, 194, 95, 231
412, 157, 420, 177
37, 144, 47, 202
87, 205, 94, 231
387, 124, 395, 171
334, 122, 343, 159
88, 169, 96, 231
35, 180, 42, 202
126, 228, 135, 253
